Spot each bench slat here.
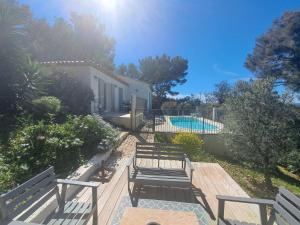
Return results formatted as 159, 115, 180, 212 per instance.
274, 202, 300, 225
275, 213, 290, 225
2, 167, 55, 201
8, 174, 55, 209
132, 169, 188, 178
135, 155, 183, 161
276, 195, 300, 220
132, 174, 190, 181
279, 188, 300, 208
137, 146, 184, 151
132, 168, 186, 177
136, 142, 182, 147
10, 184, 56, 218
136, 150, 184, 156
130, 177, 191, 187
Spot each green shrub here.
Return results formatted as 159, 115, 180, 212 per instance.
42, 72, 94, 115
171, 132, 204, 156
154, 133, 173, 143
7, 121, 83, 182
31, 96, 61, 121
71, 115, 118, 158
282, 149, 300, 175
0, 154, 14, 194
3, 115, 118, 187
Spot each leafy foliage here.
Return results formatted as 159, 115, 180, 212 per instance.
71, 115, 118, 158
223, 78, 298, 187
31, 96, 61, 121
246, 10, 300, 92
281, 150, 300, 175
0, 1, 40, 116
117, 55, 188, 108
41, 71, 94, 115
172, 132, 204, 157
116, 63, 140, 79
7, 121, 83, 182
28, 13, 115, 70
139, 55, 188, 105
1, 115, 118, 192
0, 154, 14, 193
213, 81, 232, 104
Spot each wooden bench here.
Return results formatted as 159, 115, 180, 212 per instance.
126, 142, 194, 191
217, 187, 300, 225
0, 167, 99, 225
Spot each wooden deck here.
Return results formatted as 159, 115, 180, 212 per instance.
72, 158, 260, 225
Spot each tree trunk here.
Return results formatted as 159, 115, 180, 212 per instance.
263, 168, 273, 189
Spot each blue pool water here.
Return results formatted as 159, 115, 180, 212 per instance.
170, 116, 218, 131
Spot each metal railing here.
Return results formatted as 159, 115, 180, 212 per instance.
136, 108, 224, 134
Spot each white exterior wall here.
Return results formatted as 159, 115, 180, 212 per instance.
89, 67, 128, 113
43, 64, 151, 113
117, 76, 152, 111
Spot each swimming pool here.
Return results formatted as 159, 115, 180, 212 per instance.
169, 116, 219, 132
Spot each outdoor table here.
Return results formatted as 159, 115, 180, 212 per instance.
119, 207, 199, 225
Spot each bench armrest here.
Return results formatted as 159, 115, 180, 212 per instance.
126, 155, 134, 167
56, 179, 99, 188
184, 156, 194, 171
217, 195, 274, 225
216, 195, 274, 205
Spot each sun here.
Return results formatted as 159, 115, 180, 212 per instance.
100, 0, 118, 12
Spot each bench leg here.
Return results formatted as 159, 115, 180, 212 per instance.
92, 187, 98, 225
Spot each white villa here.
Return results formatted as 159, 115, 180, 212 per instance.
41, 61, 152, 114
41, 60, 152, 129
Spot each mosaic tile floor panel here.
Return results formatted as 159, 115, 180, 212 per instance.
110, 197, 211, 225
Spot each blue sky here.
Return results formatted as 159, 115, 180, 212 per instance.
20, 0, 300, 96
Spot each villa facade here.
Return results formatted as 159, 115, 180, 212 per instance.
41, 61, 152, 114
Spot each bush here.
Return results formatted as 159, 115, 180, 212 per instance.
31, 96, 61, 121
171, 132, 204, 156
42, 71, 94, 115
0, 153, 14, 194
4, 115, 118, 187
7, 121, 83, 182
71, 115, 118, 158
281, 149, 300, 175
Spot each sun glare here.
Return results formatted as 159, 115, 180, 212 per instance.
100, 0, 118, 12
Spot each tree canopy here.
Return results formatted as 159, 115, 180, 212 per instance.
246, 10, 300, 92
213, 81, 231, 104
0, 0, 40, 116
139, 54, 188, 105
28, 13, 115, 70
224, 78, 298, 187
116, 63, 140, 79
41, 70, 94, 115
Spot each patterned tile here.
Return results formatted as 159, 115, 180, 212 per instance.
110, 197, 211, 225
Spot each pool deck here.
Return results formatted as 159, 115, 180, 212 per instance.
72, 158, 260, 225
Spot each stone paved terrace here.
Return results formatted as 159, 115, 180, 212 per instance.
69, 133, 260, 225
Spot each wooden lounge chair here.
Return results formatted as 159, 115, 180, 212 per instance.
217, 187, 300, 225
127, 142, 194, 191
0, 167, 99, 225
